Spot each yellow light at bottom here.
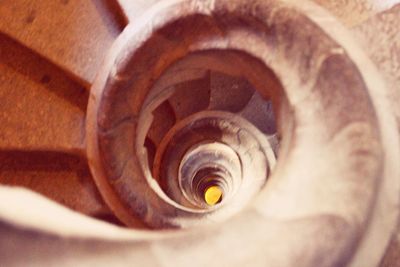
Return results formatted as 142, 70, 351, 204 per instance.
204, 185, 223, 206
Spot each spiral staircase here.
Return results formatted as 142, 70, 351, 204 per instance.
0, 0, 399, 266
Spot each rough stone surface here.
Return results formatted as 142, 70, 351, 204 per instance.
0, 0, 125, 84
314, 0, 400, 26
353, 4, 400, 138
